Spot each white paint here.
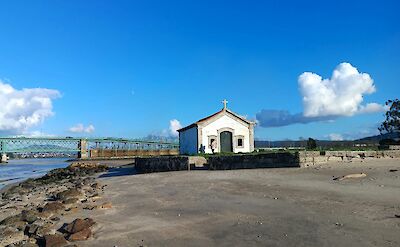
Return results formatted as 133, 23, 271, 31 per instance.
178, 109, 255, 155
201, 115, 251, 153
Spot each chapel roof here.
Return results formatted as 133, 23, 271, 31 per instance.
177, 102, 253, 132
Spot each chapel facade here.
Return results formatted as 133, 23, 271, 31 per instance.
178, 100, 255, 155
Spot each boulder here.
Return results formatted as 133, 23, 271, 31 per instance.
6, 238, 39, 247
26, 219, 53, 237
0, 214, 22, 225
42, 202, 65, 213
56, 189, 83, 201
63, 198, 80, 205
21, 210, 39, 224
63, 218, 95, 234
44, 234, 68, 247
0, 227, 26, 246
67, 227, 92, 241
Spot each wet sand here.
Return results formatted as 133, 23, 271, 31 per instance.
73, 159, 400, 247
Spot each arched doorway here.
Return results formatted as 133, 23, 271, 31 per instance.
220, 131, 233, 153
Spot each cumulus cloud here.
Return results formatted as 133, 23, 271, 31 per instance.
69, 124, 95, 134
257, 63, 386, 127
0, 80, 60, 134
169, 119, 182, 137
328, 133, 344, 141
299, 62, 382, 117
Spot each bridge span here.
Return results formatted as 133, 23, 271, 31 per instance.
0, 137, 179, 162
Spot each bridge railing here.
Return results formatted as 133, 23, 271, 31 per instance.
0, 137, 179, 159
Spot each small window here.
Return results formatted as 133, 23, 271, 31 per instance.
237, 138, 243, 147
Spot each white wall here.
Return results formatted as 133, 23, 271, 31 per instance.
179, 126, 198, 155
201, 115, 251, 154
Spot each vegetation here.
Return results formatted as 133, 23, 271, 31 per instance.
379, 99, 400, 134
306, 138, 317, 150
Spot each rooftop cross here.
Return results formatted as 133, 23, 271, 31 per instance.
222, 99, 228, 109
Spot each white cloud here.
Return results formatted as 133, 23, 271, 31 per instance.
69, 123, 95, 134
299, 62, 384, 117
12, 130, 56, 138
257, 63, 386, 128
169, 119, 182, 137
0, 79, 60, 134
328, 133, 344, 141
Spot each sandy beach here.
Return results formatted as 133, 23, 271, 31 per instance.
79, 159, 399, 246
1, 158, 400, 247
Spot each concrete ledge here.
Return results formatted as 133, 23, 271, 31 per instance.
134, 150, 400, 174
206, 152, 301, 170
135, 156, 189, 173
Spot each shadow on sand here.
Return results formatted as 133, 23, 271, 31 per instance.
99, 166, 137, 178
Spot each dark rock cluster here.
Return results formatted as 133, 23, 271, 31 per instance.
0, 162, 110, 247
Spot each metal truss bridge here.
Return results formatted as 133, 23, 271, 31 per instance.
0, 137, 179, 159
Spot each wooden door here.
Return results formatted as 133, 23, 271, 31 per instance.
220, 131, 233, 153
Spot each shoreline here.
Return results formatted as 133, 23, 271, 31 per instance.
0, 161, 111, 246
1, 158, 400, 246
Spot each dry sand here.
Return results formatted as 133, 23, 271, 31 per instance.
69, 159, 400, 247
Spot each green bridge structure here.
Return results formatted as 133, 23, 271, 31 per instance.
0, 137, 179, 162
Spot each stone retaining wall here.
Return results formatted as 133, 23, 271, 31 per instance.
206, 152, 301, 170
298, 150, 400, 167
135, 156, 189, 173
134, 150, 400, 173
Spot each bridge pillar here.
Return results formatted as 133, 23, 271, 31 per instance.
1, 153, 7, 163
0, 141, 7, 163
78, 139, 88, 159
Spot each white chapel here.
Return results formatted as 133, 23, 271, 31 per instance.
178, 100, 255, 155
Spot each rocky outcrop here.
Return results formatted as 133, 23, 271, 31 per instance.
0, 162, 109, 246
44, 234, 68, 247
62, 218, 95, 242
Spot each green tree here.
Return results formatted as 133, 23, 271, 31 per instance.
306, 138, 317, 150
378, 99, 400, 134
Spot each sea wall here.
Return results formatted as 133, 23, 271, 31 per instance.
133, 150, 400, 173
206, 152, 301, 170
298, 150, 400, 167
135, 156, 189, 173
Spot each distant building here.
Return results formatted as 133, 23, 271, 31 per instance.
178, 100, 255, 155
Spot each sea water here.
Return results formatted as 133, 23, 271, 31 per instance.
0, 158, 69, 189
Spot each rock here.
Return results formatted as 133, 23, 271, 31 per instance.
8, 220, 28, 231
4, 238, 39, 247
68, 162, 108, 172
26, 219, 53, 237
68, 227, 92, 241
91, 182, 102, 190
0, 214, 22, 225
98, 202, 112, 209
56, 189, 83, 201
0, 227, 26, 246
90, 195, 102, 201
21, 210, 39, 224
50, 217, 60, 222
42, 202, 65, 213
389, 169, 398, 172
83, 205, 96, 210
27, 224, 39, 235
44, 234, 68, 247
65, 207, 79, 214
333, 173, 367, 181
63, 198, 80, 205
63, 218, 95, 234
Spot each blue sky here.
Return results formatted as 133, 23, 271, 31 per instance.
0, 0, 399, 140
